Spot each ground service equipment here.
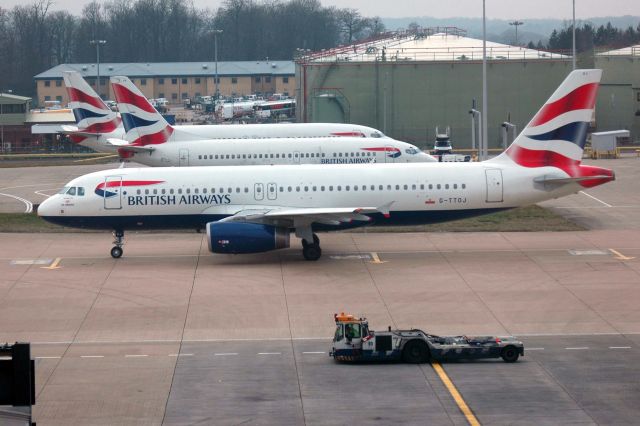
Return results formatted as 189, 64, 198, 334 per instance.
330, 313, 524, 363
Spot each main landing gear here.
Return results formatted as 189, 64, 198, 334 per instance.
111, 230, 124, 258
302, 233, 321, 261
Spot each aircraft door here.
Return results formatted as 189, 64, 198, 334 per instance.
179, 149, 189, 167
254, 183, 264, 201
103, 176, 122, 210
485, 169, 503, 203
267, 183, 277, 201
293, 151, 300, 164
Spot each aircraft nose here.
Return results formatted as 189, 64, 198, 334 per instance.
37, 195, 58, 217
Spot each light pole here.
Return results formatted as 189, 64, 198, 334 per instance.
89, 39, 107, 98
1, 98, 4, 154
509, 20, 524, 45
211, 29, 223, 100
572, 0, 576, 69
481, 0, 488, 160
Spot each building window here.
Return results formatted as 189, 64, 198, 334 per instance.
231, 77, 238, 84
44, 95, 51, 101
214, 77, 220, 84
181, 78, 187, 84
141, 78, 147, 85
255, 76, 261, 82
159, 78, 164, 84
265, 76, 271, 83
55, 80, 62, 87
100, 78, 106, 86
159, 92, 164, 98
172, 78, 177, 84
44, 80, 50, 87
182, 92, 188, 99
282, 77, 289, 83
172, 93, 178, 100
195, 78, 201, 84
56, 95, 62, 102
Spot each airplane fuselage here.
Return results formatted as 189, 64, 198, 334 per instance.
74, 122, 389, 155
128, 137, 432, 166
38, 162, 580, 232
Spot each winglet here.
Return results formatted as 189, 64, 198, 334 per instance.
377, 201, 394, 218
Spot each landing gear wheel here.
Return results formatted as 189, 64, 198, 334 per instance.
110, 246, 123, 259
111, 229, 125, 259
302, 244, 322, 261
312, 233, 319, 245
402, 340, 429, 363
501, 346, 519, 363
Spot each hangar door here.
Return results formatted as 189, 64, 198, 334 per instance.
485, 169, 503, 203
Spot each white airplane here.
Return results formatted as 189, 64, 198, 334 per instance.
38, 70, 614, 261
61, 71, 407, 155
109, 75, 435, 166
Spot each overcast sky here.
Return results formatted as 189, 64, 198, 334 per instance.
1, 0, 638, 19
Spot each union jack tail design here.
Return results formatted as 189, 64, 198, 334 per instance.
63, 71, 121, 142
493, 69, 614, 188
110, 76, 173, 146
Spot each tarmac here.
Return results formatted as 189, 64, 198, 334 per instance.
0, 157, 639, 425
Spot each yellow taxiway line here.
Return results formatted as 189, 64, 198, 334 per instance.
609, 248, 635, 261
369, 252, 387, 264
73, 154, 118, 163
41, 257, 62, 270
431, 362, 481, 426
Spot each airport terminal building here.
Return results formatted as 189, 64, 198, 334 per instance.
35, 61, 296, 106
296, 27, 574, 149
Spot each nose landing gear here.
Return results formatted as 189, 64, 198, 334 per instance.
111, 230, 124, 258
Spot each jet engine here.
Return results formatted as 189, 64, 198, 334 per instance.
206, 222, 290, 254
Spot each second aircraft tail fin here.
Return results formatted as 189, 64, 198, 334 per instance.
110, 76, 174, 146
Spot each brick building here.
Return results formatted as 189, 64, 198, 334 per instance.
34, 61, 296, 107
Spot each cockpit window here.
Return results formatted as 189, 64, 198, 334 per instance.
370, 132, 383, 138
405, 147, 420, 155
59, 186, 84, 196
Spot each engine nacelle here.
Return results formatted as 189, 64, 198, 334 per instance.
206, 222, 290, 254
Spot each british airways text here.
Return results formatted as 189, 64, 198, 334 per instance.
127, 194, 231, 206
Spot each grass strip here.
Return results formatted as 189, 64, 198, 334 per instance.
0, 205, 583, 234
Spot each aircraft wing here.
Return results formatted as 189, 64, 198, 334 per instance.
217, 206, 383, 227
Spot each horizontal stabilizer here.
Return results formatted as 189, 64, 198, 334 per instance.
534, 175, 612, 185
59, 125, 103, 138
109, 140, 156, 152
